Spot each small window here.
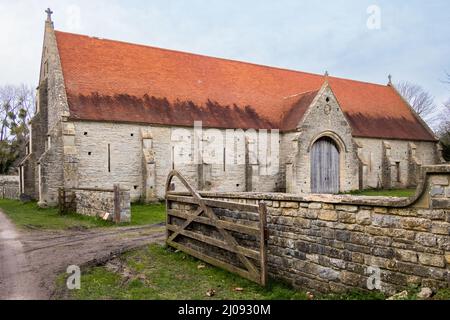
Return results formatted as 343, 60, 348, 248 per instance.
326, 97, 330, 102
84, 132, 88, 136
131, 133, 134, 137
171, 146, 175, 170
108, 144, 111, 172
43, 61, 48, 77
396, 162, 401, 182
133, 185, 138, 190
88, 152, 92, 156
223, 147, 226, 172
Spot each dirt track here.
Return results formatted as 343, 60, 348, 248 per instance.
0, 210, 165, 300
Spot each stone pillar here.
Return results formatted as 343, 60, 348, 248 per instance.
355, 140, 368, 190
286, 133, 300, 193
245, 136, 259, 191
141, 128, 157, 203
62, 119, 78, 190
436, 143, 446, 164
407, 142, 421, 187
381, 141, 392, 189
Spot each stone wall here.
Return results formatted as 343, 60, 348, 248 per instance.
20, 19, 68, 206
0, 176, 20, 200
71, 187, 131, 223
289, 84, 360, 194
71, 121, 279, 202
169, 165, 450, 294
355, 137, 440, 190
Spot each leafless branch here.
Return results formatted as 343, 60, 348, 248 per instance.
395, 81, 438, 124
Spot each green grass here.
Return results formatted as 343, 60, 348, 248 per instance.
0, 199, 113, 230
433, 288, 450, 300
58, 244, 309, 300
345, 189, 416, 197
58, 244, 387, 300
0, 200, 167, 230
129, 203, 166, 226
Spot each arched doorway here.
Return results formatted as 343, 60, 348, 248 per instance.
311, 137, 340, 194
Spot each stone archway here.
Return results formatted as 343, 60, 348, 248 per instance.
310, 136, 340, 194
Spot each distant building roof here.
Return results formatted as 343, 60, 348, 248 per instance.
54, 31, 436, 141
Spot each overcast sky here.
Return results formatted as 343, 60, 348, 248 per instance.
1, 0, 449, 109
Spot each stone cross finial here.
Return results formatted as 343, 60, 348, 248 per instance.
324, 70, 329, 77
388, 74, 392, 85
45, 8, 53, 22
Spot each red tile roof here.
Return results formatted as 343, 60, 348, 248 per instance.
54, 31, 436, 141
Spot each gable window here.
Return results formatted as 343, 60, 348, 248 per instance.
43, 60, 49, 77
46, 135, 51, 150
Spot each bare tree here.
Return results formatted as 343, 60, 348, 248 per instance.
0, 84, 35, 174
444, 71, 450, 84
396, 81, 437, 124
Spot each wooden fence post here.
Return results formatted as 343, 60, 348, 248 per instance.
58, 187, 65, 215
113, 184, 121, 223
259, 201, 268, 286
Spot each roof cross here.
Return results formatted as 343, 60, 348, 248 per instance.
45, 8, 53, 22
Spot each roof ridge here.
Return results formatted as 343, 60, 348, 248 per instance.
282, 89, 319, 100
54, 30, 389, 89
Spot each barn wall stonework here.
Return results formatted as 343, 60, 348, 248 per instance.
355, 137, 440, 190
20, 19, 68, 206
70, 121, 279, 202
290, 85, 360, 194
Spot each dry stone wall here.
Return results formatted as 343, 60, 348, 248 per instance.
171, 165, 450, 294
71, 187, 131, 222
0, 176, 19, 200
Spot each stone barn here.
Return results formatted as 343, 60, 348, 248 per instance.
20, 14, 445, 206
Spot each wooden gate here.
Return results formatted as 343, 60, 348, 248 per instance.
58, 188, 76, 215
311, 137, 340, 194
165, 170, 268, 286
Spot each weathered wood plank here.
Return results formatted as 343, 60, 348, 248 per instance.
167, 209, 260, 236
167, 240, 260, 283
311, 137, 340, 194
113, 184, 120, 223
167, 207, 204, 243
166, 224, 260, 260
166, 194, 259, 213
202, 206, 260, 276
259, 202, 268, 286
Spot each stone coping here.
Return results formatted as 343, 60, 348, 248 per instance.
0, 175, 19, 183
168, 165, 450, 208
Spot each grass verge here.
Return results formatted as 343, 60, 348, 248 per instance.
129, 202, 166, 226
345, 189, 416, 197
0, 199, 166, 230
57, 244, 390, 300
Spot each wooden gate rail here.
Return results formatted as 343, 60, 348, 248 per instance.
58, 188, 76, 215
165, 170, 268, 286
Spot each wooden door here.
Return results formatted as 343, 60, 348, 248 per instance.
311, 137, 340, 194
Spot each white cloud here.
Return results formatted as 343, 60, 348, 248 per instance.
65, 4, 82, 31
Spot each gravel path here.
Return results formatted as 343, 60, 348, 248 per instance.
0, 210, 165, 300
